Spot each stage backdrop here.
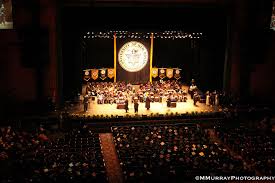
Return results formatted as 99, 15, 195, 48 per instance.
116, 39, 150, 84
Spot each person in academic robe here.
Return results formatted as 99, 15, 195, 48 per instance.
145, 97, 150, 110
206, 91, 210, 106
125, 99, 129, 113
134, 100, 139, 113
83, 94, 89, 112
167, 97, 171, 107
189, 84, 197, 99
193, 91, 200, 106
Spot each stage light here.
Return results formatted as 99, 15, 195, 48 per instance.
84, 36, 86, 38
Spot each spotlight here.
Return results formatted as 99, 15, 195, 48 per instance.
87, 32, 90, 35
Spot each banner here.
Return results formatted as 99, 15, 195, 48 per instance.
152, 68, 158, 78
108, 68, 114, 79
83, 70, 91, 81
159, 68, 166, 79
116, 39, 150, 83
99, 68, 107, 80
174, 68, 181, 80
166, 68, 174, 79
91, 69, 99, 80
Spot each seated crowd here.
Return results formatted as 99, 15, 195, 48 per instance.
85, 80, 187, 105
112, 124, 252, 182
214, 117, 275, 175
0, 126, 107, 183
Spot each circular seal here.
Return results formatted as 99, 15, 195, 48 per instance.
160, 69, 165, 74
175, 70, 180, 74
152, 69, 157, 74
101, 70, 106, 74
118, 41, 148, 72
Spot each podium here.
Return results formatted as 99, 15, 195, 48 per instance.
117, 104, 125, 109
170, 102, 177, 108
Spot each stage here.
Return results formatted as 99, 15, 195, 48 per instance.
70, 86, 219, 117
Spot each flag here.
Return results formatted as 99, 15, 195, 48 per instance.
83, 70, 91, 81
91, 69, 98, 80
174, 68, 181, 80
159, 68, 166, 79
166, 68, 174, 79
152, 68, 158, 78
99, 68, 107, 80
107, 68, 114, 79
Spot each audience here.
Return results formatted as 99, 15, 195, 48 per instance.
112, 124, 252, 182
0, 126, 107, 183
214, 116, 275, 175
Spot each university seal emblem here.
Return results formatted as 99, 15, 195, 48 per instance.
118, 41, 148, 72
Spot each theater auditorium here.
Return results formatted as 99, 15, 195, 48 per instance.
0, 0, 275, 182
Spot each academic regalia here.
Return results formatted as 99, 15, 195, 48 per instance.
134, 102, 139, 113
125, 99, 129, 112
145, 97, 150, 110
83, 94, 89, 112
206, 95, 210, 106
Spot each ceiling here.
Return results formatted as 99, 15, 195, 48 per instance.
63, 0, 227, 7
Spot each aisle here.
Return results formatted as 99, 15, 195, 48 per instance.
99, 133, 123, 183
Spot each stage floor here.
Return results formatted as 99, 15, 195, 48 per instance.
70, 93, 219, 117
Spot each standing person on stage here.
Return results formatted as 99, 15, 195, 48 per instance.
83, 94, 89, 112
193, 91, 200, 106
134, 100, 139, 113
206, 91, 210, 106
189, 83, 197, 99
125, 99, 129, 113
145, 96, 150, 110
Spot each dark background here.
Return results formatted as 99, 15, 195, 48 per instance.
61, 5, 227, 99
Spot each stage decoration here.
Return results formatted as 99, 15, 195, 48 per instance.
91, 69, 99, 80
118, 41, 149, 72
82, 30, 204, 40
113, 34, 117, 82
150, 33, 154, 83
166, 68, 174, 79
99, 69, 107, 80
152, 68, 158, 78
108, 68, 114, 79
174, 68, 181, 80
159, 68, 166, 79
83, 70, 91, 81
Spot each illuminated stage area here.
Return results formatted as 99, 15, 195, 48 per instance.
71, 85, 218, 117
